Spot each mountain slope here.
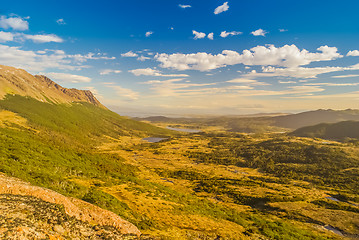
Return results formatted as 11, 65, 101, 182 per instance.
0, 64, 104, 107
292, 120, 359, 141
273, 109, 359, 129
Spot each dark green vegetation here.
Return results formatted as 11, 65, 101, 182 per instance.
1, 94, 358, 239
292, 120, 359, 142
187, 133, 359, 193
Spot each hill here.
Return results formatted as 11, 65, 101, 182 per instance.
292, 120, 359, 141
0, 65, 104, 107
272, 109, 359, 129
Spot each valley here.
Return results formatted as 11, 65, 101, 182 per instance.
0, 66, 358, 239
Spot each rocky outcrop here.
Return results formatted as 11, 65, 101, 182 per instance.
0, 65, 105, 108
0, 173, 141, 237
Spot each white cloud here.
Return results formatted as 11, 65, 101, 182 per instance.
214, 2, 229, 15
155, 44, 342, 71
145, 31, 153, 37
110, 85, 139, 100
220, 31, 242, 38
305, 82, 359, 87
332, 74, 359, 78
0, 15, 29, 31
192, 30, 206, 40
24, 34, 63, 43
0, 44, 114, 72
258, 66, 347, 79
68, 52, 115, 62
0, 31, 14, 42
251, 29, 268, 36
129, 68, 189, 77
179, 4, 191, 8
56, 19, 66, 25
226, 78, 270, 85
44, 72, 91, 83
137, 56, 150, 61
207, 32, 214, 40
279, 80, 296, 84
347, 50, 359, 56
100, 69, 122, 75
279, 29, 287, 32
121, 51, 138, 57
142, 78, 217, 97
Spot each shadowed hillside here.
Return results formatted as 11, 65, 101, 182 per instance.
292, 121, 359, 141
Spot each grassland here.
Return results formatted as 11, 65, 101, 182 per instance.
0, 95, 358, 239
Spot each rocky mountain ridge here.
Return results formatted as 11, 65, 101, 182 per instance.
0, 65, 104, 107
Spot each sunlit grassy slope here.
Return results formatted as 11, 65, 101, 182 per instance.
0, 95, 358, 239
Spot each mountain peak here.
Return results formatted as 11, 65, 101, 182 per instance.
0, 65, 104, 108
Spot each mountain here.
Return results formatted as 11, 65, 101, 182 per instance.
272, 109, 359, 129
292, 120, 359, 141
0, 65, 104, 107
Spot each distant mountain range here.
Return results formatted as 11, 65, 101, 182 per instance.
137, 109, 359, 133
0, 65, 103, 107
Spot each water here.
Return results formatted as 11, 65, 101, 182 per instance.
142, 137, 167, 143
166, 126, 202, 133
326, 196, 341, 202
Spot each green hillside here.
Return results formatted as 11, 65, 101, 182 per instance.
292, 120, 359, 141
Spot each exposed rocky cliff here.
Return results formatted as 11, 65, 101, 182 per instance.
0, 65, 105, 108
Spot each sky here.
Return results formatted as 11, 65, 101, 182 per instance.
1, 0, 359, 116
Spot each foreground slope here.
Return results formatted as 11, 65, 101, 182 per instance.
0, 173, 141, 238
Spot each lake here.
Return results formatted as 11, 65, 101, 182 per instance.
166, 126, 202, 133
142, 137, 167, 143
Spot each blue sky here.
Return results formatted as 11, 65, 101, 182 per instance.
2, 0, 359, 116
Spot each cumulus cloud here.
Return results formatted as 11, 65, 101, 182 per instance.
129, 68, 189, 77
155, 44, 342, 71
0, 31, 14, 42
0, 15, 29, 31
207, 32, 214, 40
0, 44, 114, 72
214, 2, 229, 15
56, 19, 66, 25
145, 31, 153, 37
45, 72, 91, 83
347, 50, 359, 56
179, 4, 191, 8
99, 69, 122, 75
121, 51, 138, 57
68, 52, 115, 62
24, 34, 63, 43
251, 29, 268, 36
192, 30, 206, 39
220, 31, 242, 38
137, 56, 150, 61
